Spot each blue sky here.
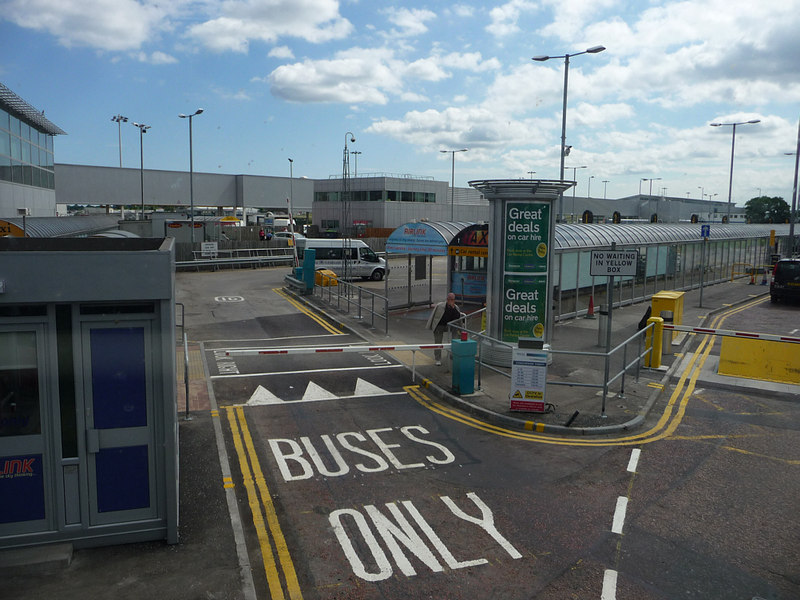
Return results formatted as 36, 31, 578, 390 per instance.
2, 0, 800, 206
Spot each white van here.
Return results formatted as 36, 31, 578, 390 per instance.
299, 238, 387, 281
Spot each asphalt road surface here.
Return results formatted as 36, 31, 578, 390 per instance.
179, 268, 800, 600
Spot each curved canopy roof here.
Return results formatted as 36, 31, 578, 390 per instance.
1, 215, 121, 238
386, 221, 474, 255
387, 221, 792, 255
554, 223, 791, 250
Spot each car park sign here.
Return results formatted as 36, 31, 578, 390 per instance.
590, 250, 638, 277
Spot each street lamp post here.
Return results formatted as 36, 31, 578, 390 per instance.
710, 119, 761, 222
111, 114, 127, 167
440, 148, 468, 221
588, 174, 595, 199
602, 179, 609, 200
132, 122, 151, 220
528, 171, 536, 179
533, 45, 605, 222
179, 108, 204, 244
566, 165, 586, 219
785, 116, 800, 255
288, 158, 299, 268
350, 151, 362, 177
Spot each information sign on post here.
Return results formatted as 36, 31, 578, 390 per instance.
510, 347, 548, 412
589, 250, 639, 277
701, 224, 711, 238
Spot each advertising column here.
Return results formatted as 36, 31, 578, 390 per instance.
502, 202, 550, 341
469, 180, 572, 352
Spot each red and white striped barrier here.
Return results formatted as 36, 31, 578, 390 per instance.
663, 324, 800, 344
224, 344, 450, 357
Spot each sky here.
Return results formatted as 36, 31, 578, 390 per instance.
2, 0, 800, 207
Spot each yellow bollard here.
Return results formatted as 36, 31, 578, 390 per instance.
644, 316, 664, 369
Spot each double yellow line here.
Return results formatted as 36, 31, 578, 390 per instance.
408, 296, 769, 447
272, 287, 344, 335
226, 405, 303, 600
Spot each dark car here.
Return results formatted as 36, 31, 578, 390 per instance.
770, 258, 800, 303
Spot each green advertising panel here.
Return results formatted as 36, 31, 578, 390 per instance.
502, 274, 548, 342
504, 202, 550, 272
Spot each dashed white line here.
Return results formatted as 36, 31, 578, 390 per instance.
601, 569, 618, 600
611, 496, 628, 535
627, 448, 641, 473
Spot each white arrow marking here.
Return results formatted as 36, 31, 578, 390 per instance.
245, 385, 284, 406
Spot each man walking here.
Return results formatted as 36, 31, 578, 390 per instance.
426, 292, 464, 366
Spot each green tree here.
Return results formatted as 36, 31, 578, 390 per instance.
744, 196, 790, 223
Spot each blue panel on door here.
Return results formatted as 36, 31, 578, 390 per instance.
96, 445, 150, 513
0, 454, 46, 523
90, 328, 147, 429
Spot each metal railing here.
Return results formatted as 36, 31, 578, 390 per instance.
449, 308, 656, 417
313, 275, 390, 335
175, 247, 294, 271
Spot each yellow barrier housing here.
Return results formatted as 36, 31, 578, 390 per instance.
719, 338, 800, 384
652, 290, 684, 343
315, 269, 339, 286
644, 316, 664, 369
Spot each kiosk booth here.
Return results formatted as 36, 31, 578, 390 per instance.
0, 238, 178, 549
385, 221, 487, 309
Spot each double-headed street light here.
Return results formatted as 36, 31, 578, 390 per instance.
440, 148, 468, 221
111, 114, 127, 167
710, 119, 761, 222
179, 108, 204, 243
132, 121, 151, 220
533, 44, 605, 222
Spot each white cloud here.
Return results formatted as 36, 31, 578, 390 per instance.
266, 47, 502, 105
187, 0, 353, 52
383, 7, 436, 37
486, 0, 538, 38
1, 0, 174, 51
268, 45, 295, 59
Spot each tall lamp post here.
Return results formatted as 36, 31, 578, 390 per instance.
710, 119, 760, 222
132, 122, 151, 220
588, 174, 595, 199
533, 44, 605, 222
350, 151, 362, 177
440, 148, 468, 221
602, 179, 610, 199
566, 165, 586, 219
786, 115, 800, 255
179, 108, 203, 243
111, 114, 127, 167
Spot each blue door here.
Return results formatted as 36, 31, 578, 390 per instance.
83, 322, 156, 524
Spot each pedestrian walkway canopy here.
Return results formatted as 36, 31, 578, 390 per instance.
386, 222, 790, 256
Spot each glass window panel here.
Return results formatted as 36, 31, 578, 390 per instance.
10, 135, 21, 160
22, 164, 32, 185
0, 331, 42, 437
0, 130, 9, 156
21, 141, 31, 163
0, 155, 11, 182
0, 108, 9, 130
20, 122, 30, 141
9, 115, 20, 136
